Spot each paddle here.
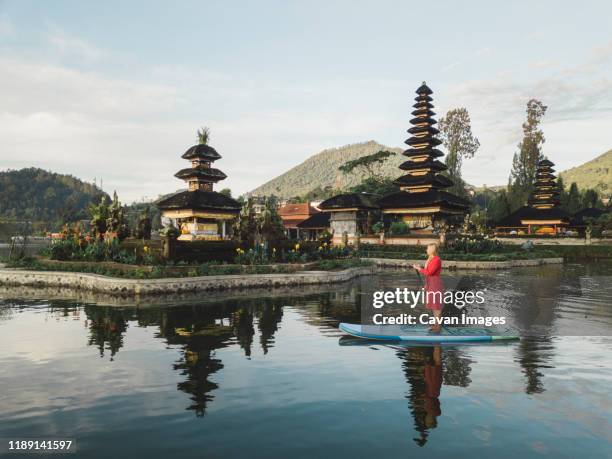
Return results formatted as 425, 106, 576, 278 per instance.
413, 265, 423, 286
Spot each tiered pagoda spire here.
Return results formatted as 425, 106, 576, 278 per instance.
378, 82, 469, 230
176, 144, 228, 192
529, 159, 561, 209
495, 156, 569, 233
156, 133, 241, 241
396, 82, 452, 192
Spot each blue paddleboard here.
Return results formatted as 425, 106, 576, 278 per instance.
339, 323, 519, 343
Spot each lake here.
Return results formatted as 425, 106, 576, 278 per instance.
0, 262, 611, 458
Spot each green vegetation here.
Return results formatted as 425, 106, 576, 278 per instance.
508, 99, 548, 210
388, 221, 409, 235
42, 238, 156, 265
236, 196, 285, 247
358, 239, 559, 262
438, 107, 480, 198
0, 167, 108, 229
338, 150, 397, 180
559, 149, 612, 195
4, 255, 371, 279
235, 242, 352, 265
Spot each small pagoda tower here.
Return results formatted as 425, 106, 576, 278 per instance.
495, 158, 569, 234
529, 159, 560, 209
520, 158, 568, 233
379, 82, 469, 231
156, 131, 241, 241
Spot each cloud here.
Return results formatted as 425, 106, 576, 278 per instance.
0, 54, 395, 201
1, 20, 611, 200
47, 26, 106, 61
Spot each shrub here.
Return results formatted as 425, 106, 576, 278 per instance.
447, 236, 505, 254
372, 221, 384, 234
389, 221, 409, 235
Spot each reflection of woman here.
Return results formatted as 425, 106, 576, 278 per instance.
404, 346, 443, 447
412, 243, 444, 332
423, 346, 442, 430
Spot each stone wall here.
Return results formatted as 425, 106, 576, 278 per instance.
0, 266, 376, 296
0, 256, 564, 297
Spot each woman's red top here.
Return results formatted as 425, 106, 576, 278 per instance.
418, 256, 443, 311
418, 255, 441, 277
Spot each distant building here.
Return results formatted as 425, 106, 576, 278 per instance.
496, 159, 569, 235
379, 82, 470, 232
250, 196, 267, 215
296, 212, 331, 241
318, 193, 379, 245
156, 142, 241, 241
278, 202, 318, 239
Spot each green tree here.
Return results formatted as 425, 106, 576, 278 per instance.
438, 108, 480, 197
557, 176, 567, 207
106, 191, 129, 240
564, 182, 582, 214
349, 177, 399, 196
508, 99, 548, 210
237, 198, 259, 246
258, 196, 285, 244
90, 196, 110, 239
219, 188, 232, 198
136, 206, 152, 239
488, 190, 512, 224
581, 188, 601, 209
338, 150, 396, 180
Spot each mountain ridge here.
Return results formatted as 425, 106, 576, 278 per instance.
249, 142, 612, 198
559, 149, 611, 194
249, 140, 403, 198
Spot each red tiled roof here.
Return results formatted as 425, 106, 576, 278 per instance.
281, 218, 306, 229
278, 202, 317, 217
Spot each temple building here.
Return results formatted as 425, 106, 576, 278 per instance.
318, 193, 379, 245
278, 202, 319, 239
496, 158, 569, 235
379, 82, 470, 232
156, 140, 241, 241
296, 212, 331, 241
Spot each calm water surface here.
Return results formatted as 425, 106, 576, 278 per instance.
0, 262, 611, 458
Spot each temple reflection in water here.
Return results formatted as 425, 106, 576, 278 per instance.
13, 267, 572, 437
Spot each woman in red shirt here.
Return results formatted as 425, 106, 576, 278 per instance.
412, 243, 444, 332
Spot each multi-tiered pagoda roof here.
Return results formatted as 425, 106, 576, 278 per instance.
379, 82, 470, 224
529, 159, 561, 209
157, 142, 241, 214
496, 158, 569, 230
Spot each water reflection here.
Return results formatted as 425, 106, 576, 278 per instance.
0, 262, 611, 455
85, 306, 129, 360
395, 345, 474, 446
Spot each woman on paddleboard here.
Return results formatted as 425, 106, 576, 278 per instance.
412, 243, 444, 332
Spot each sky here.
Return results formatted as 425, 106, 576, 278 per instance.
0, 0, 611, 203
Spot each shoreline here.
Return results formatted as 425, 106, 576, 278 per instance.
0, 257, 563, 296
366, 257, 564, 270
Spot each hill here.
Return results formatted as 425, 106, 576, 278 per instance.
249, 141, 403, 198
250, 141, 612, 199
0, 168, 109, 227
559, 149, 611, 195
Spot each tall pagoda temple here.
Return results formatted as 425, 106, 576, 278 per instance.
496, 158, 568, 234
379, 82, 470, 231
529, 159, 560, 210
156, 136, 241, 241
